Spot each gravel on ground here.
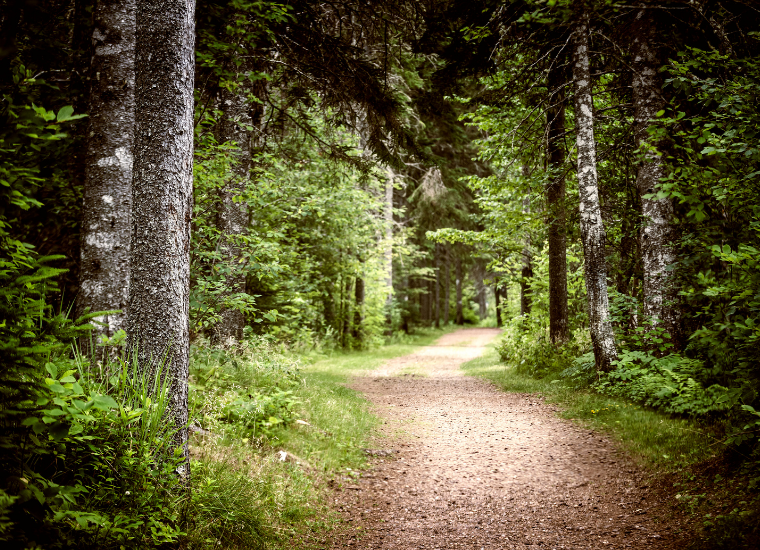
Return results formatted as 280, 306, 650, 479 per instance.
327, 328, 686, 550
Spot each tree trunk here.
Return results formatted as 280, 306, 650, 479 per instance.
384, 169, 394, 324
520, 171, 533, 317
127, 0, 195, 471
495, 285, 502, 327
211, 86, 251, 344
444, 250, 450, 325
572, 9, 618, 371
546, 61, 570, 344
455, 257, 464, 325
77, 0, 135, 359
352, 274, 365, 346
520, 248, 533, 316
434, 243, 441, 328
631, 8, 678, 341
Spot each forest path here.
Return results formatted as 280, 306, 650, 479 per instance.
328, 328, 678, 550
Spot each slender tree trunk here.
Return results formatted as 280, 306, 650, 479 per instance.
384, 170, 394, 324
472, 262, 486, 321
127, 0, 195, 471
211, 86, 252, 344
520, 248, 533, 316
631, 8, 678, 341
444, 250, 450, 325
546, 61, 570, 344
572, 8, 618, 371
520, 170, 533, 316
455, 257, 464, 325
495, 285, 502, 327
352, 273, 365, 346
340, 274, 354, 348
434, 243, 441, 328
77, 0, 135, 358
420, 269, 429, 323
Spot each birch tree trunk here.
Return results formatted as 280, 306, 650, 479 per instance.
546, 61, 569, 344
212, 86, 252, 344
127, 0, 195, 470
631, 8, 679, 340
572, 9, 618, 371
77, 0, 135, 357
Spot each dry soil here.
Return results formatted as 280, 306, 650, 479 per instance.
327, 328, 685, 550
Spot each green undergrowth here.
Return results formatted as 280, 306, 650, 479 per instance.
184, 326, 455, 549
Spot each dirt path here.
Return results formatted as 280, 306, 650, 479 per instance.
328, 328, 682, 549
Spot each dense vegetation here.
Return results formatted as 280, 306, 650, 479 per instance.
1, 0, 759, 547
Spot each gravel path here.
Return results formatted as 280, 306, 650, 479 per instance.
328, 328, 683, 549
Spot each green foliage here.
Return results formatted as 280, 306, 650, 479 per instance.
189, 338, 303, 442
0, 257, 185, 548
495, 317, 592, 380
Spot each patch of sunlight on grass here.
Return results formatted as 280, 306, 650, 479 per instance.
462, 349, 718, 472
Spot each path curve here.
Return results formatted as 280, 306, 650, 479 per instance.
329, 328, 680, 549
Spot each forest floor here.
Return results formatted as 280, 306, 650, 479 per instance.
326, 328, 689, 550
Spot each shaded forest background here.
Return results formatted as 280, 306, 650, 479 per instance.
1, 0, 760, 548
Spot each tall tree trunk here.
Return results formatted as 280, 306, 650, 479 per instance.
77, 0, 135, 359
352, 273, 365, 346
455, 257, 464, 325
631, 8, 678, 341
211, 86, 252, 344
546, 61, 570, 344
128, 0, 195, 471
520, 171, 533, 317
434, 243, 441, 328
520, 248, 533, 316
572, 9, 617, 371
495, 284, 502, 327
472, 261, 486, 321
384, 169, 394, 325
420, 270, 430, 323
444, 250, 451, 325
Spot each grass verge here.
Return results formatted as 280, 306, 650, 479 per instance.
185, 326, 455, 549
462, 346, 760, 550
461, 347, 717, 471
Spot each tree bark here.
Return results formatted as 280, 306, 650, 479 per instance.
546, 61, 569, 344
631, 8, 678, 340
572, 8, 618, 371
352, 274, 365, 346
77, 0, 135, 358
495, 284, 502, 328
384, 169, 394, 323
434, 243, 441, 328
520, 248, 533, 316
211, 86, 252, 344
127, 0, 195, 471
444, 249, 450, 325
520, 169, 533, 317
455, 257, 464, 325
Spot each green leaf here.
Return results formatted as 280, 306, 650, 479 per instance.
45, 362, 58, 378
91, 394, 118, 411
